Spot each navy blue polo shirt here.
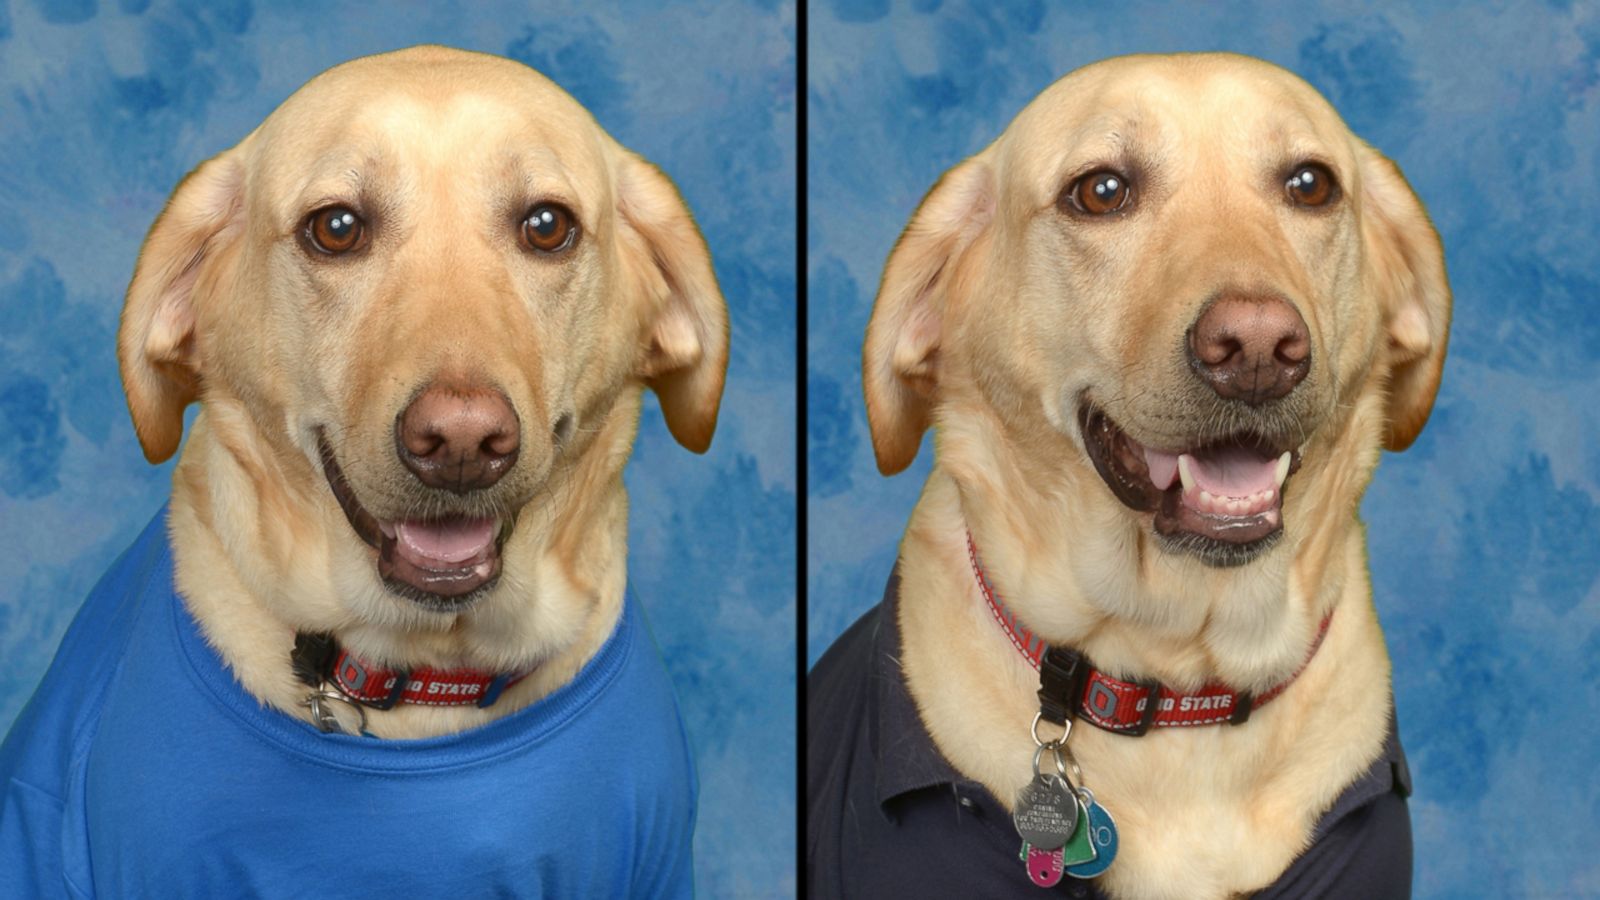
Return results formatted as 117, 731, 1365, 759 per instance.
807, 570, 1413, 898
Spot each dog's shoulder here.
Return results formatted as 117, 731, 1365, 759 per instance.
0, 520, 698, 898
805, 584, 887, 809
1, 508, 172, 774
0, 507, 174, 895
807, 575, 1018, 896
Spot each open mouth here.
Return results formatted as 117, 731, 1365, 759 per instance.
316, 430, 507, 608
1078, 403, 1302, 567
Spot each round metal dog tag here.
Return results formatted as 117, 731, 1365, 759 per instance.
1012, 774, 1079, 851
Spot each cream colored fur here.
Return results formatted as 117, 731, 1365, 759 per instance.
117, 46, 728, 738
864, 53, 1449, 899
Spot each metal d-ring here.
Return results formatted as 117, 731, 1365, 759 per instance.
1031, 711, 1072, 748
304, 685, 368, 735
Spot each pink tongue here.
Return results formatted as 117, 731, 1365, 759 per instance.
1187, 446, 1279, 497
1143, 448, 1180, 491
396, 517, 497, 565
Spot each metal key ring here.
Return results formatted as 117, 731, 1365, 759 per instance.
1049, 742, 1071, 781
1031, 712, 1072, 748
305, 686, 368, 735
1031, 741, 1058, 779
1057, 740, 1085, 786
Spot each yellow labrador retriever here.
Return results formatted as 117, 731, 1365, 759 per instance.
131, 44, 727, 736
0, 46, 723, 896
809, 53, 1446, 899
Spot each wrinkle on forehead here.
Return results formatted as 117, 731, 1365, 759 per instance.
253, 92, 603, 230
250, 52, 612, 175
996, 54, 1356, 209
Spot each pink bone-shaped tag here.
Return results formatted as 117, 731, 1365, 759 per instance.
1026, 844, 1066, 887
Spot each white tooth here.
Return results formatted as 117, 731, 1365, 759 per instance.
1227, 498, 1245, 515
1263, 487, 1276, 503
1199, 490, 1214, 511
1274, 452, 1292, 489
1178, 455, 1196, 493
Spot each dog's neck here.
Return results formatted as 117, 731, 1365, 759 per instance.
925, 383, 1388, 691
893, 384, 1390, 772
165, 394, 640, 737
892, 402, 1395, 897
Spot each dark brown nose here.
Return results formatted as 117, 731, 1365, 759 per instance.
395, 383, 520, 493
1187, 294, 1311, 405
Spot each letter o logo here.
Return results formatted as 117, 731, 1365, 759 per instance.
339, 659, 368, 692
1087, 681, 1118, 720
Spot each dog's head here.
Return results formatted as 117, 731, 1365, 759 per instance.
866, 53, 1448, 572
118, 46, 727, 610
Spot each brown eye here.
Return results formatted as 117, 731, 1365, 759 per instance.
1286, 164, 1337, 207
306, 206, 365, 254
521, 204, 577, 253
1067, 170, 1132, 216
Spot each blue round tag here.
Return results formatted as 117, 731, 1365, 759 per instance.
1065, 798, 1118, 879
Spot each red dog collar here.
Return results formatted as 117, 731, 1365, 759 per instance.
966, 530, 1331, 735
292, 632, 532, 711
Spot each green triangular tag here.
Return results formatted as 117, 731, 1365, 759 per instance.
1059, 798, 1099, 867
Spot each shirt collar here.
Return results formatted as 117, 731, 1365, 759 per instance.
870, 568, 979, 808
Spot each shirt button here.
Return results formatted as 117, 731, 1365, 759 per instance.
957, 795, 976, 810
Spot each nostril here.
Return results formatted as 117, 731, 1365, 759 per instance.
481, 428, 519, 459
1276, 333, 1309, 365
402, 429, 445, 460
1208, 336, 1243, 367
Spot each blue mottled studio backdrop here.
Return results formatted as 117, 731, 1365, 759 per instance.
809, 3, 1599, 898
0, 2, 794, 896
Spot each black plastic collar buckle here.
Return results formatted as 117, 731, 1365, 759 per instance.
1037, 646, 1090, 726
291, 632, 337, 688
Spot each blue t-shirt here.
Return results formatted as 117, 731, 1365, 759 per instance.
0, 508, 697, 898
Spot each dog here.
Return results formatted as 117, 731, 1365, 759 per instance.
0, 45, 726, 897
809, 52, 1447, 899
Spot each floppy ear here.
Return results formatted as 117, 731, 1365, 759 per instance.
615, 153, 729, 454
118, 151, 247, 463
1357, 144, 1452, 451
863, 157, 995, 474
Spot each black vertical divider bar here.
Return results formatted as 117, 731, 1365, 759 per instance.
794, 0, 811, 895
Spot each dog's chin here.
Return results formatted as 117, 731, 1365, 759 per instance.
1077, 402, 1303, 569
316, 431, 512, 611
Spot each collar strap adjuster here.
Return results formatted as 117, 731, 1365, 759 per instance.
1229, 691, 1254, 726
1129, 677, 1163, 735
1037, 647, 1088, 727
